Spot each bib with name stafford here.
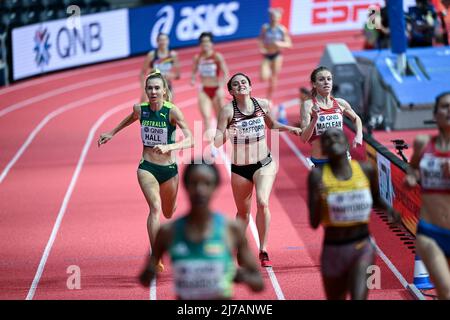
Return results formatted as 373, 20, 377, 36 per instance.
140, 101, 175, 147
321, 161, 373, 227
232, 116, 266, 144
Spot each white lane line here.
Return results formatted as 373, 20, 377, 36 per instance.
0, 71, 136, 117
1, 33, 350, 117
370, 238, 425, 300
0, 84, 137, 184
0, 58, 142, 97
217, 146, 286, 300
150, 279, 157, 300
279, 123, 425, 300
25, 101, 133, 300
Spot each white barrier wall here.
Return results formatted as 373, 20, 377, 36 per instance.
12, 9, 130, 80
289, 0, 417, 35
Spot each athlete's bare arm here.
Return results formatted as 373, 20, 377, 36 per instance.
98, 104, 140, 146
300, 99, 318, 143
405, 135, 430, 188
214, 103, 233, 148
308, 167, 324, 229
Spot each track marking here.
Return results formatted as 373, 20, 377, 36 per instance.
0, 71, 136, 117
0, 84, 137, 184
26, 101, 133, 300
217, 145, 286, 300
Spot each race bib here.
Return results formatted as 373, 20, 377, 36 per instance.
173, 260, 225, 299
420, 154, 450, 190
154, 61, 172, 75
315, 113, 343, 136
327, 189, 373, 224
199, 61, 217, 78
141, 126, 167, 147
231, 116, 265, 142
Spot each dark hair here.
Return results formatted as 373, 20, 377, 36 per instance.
434, 91, 450, 114
310, 66, 331, 97
299, 87, 310, 95
227, 73, 252, 91
183, 159, 221, 188
199, 32, 213, 43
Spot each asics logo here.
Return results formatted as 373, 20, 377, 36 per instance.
151, 2, 240, 46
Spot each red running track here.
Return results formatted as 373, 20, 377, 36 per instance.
0, 31, 419, 300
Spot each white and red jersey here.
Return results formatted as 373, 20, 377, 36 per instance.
228, 98, 266, 145
419, 136, 450, 194
309, 96, 343, 142
198, 53, 220, 78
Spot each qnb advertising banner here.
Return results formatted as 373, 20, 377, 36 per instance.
129, 0, 269, 54
289, 0, 417, 35
12, 9, 130, 80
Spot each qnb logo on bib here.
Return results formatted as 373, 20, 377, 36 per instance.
142, 126, 168, 146
315, 113, 343, 135
236, 117, 265, 140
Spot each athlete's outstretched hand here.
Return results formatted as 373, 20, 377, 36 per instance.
290, 127, 302, 136
98, 132, 113, 147
352, 134, 363, 148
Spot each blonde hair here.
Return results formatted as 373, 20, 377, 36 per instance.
268, 7, 283, 19
145, 69, 173, 102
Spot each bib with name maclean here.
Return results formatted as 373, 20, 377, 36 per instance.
321, 160, 373, 227
310, 96, 343, 142
140, 101, 175, 147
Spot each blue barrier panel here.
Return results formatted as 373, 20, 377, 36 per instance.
387, 0, 407, 54
128, 0, 269, 55
353, 46, 450, 107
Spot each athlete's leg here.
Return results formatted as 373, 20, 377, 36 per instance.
260, 58, 271, 83
137, 169, 162, 248
349, 240, 376, 300
231, 172, 254, 228
268, 55, 283, 102
253, 160, 276, 252
416, 234, 450, 300
198, 90, 212, 134
322, 275, 348, 300
137, 169, 165, 271
212, 87, 224, 119
231, 172, 254, 265
321, 244, 349, 300
159, 174, 179, 220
